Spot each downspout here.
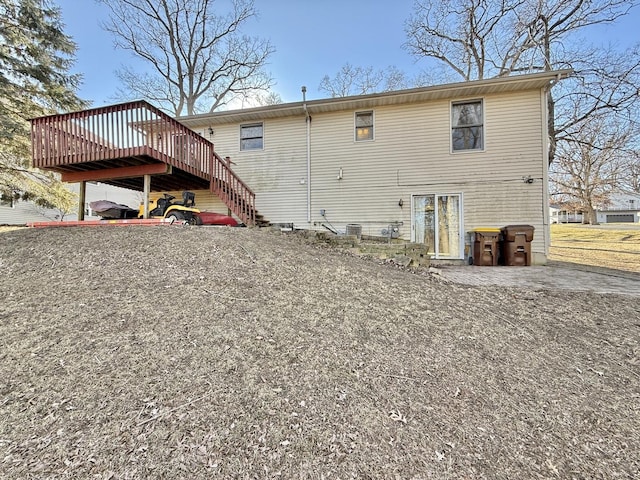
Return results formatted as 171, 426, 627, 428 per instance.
302, 86, 311, 224
542, 72, 565, 261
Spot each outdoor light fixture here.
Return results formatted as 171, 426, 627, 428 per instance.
398, 199, 404, 207
208, 127, 214, 136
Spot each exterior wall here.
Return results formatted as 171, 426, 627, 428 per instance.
200, 117, 310, 226
163, 189, 229, 216
65, 182, 141, 220
189, 88, 549, 262
0, 201, 59, 225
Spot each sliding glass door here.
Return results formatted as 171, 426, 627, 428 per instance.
412, 194, 462, 259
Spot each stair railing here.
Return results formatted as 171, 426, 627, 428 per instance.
209, 153, 256, 226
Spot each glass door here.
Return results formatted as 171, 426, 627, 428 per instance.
412, 194, 462, 259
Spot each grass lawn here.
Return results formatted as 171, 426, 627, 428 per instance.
549, 224, 640, 273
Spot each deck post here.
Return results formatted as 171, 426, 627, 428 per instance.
143, 174, 151, 219
77, 181, 86, 221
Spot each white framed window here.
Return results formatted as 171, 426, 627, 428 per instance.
451, 100, 483, 151
355, 111, 374, 141
240, 123, 264, 150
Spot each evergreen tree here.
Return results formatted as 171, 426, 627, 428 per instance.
0, 0, 86, 205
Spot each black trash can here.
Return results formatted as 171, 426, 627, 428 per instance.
472, 228, 501, 266
501, 225, 534, 266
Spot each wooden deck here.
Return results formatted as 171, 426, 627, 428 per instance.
30, 101, 260, 225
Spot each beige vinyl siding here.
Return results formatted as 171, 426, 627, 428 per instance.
163, 190, 228, 215
196, 118, 309, 226
308, 90, 546, 255
187, 87, 548, 259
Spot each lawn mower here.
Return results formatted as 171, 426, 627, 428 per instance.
139, 191, 202, 225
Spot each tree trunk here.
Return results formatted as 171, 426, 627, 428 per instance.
583, 204, 599, 225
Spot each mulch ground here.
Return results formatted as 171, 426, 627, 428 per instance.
1, 226, 638, 479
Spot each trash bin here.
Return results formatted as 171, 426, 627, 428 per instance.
472, 228, 501, 266
501, 225, 534, 266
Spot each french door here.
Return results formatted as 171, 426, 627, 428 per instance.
411, 194, 463, 259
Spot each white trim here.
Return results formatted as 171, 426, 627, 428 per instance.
239, 122, 264, 151
450, 98, 485, 154
411, 192, 464, 260
354, 110, 375, 142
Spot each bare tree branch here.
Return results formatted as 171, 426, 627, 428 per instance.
319, 63, 412, 97
98, 0, 275, 115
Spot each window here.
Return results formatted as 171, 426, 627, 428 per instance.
355, 111, 374, 141
240, 123, 263, 150
451, 100, 483, 151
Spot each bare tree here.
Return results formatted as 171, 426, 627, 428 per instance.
550, 116, 636, 224
254, 91, 283, 106
627, 154, 640, 193
405, 0, 635, 80
405, 0, 523, 81
552, 45, 640, 163
319, 63, 412, 97
98, 0, 275, 115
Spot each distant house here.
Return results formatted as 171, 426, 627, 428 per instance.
66, 182, 140, 220
0, 199, 59, 225
0, 183, 139, 225
596, 193, 640, 224
549, 205, 584, 224
550, 192, 640, 225
30, 70, 571, 264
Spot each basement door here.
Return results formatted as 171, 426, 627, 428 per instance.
411, 194, 463, 259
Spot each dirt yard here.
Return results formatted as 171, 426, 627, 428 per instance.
1, 226, 638, 479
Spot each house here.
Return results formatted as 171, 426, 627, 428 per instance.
180, 70, 571, 263
66, 182, 141, 220
30, 70, 571, 264
549, 205, 584, 224
0, 183, 140, 225
0, 199, 59, 225
596, 193, 640, 223
550, 192, 640, 224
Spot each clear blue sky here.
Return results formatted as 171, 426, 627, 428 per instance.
56, 0, 639, 108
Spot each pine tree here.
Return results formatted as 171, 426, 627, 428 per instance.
0, 0, 87, 205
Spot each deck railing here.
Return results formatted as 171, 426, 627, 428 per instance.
31, 100, 212, 178
31, 100, 258, 225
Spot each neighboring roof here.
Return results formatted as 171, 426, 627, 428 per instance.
179, 69, 573, 127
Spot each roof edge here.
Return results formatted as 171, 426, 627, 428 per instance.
179, 69, 573, 125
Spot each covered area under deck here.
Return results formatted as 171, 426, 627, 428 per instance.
30, 101, 259, 225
